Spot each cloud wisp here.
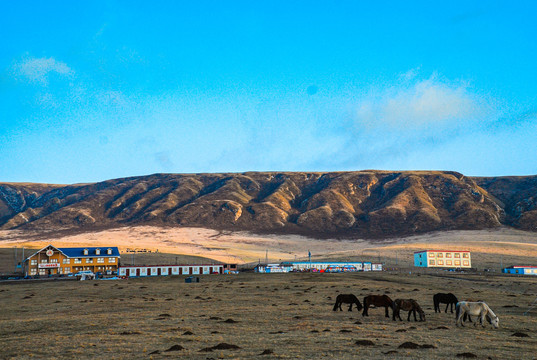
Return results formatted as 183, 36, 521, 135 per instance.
354, 72, 486, 131
13, 57, 74, 85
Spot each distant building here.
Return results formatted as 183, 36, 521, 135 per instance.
255, 261, 383, 273
24, 244, 120, 276
502, 266, 537, 275
414, 250, 471, 268
118, 263, 237, 277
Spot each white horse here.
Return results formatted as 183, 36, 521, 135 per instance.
456, 301, 499, 328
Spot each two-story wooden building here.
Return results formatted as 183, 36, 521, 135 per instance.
24, 244, 120, 276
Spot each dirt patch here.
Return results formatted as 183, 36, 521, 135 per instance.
398, 342, 436, 349
355, 340, 374, 346
165, 344, 185, 352
511, 332, 529, 337
456, 353, 478, 358
199, 343, 241, 352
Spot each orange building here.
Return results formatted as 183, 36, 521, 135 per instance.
24, 244, 120, 276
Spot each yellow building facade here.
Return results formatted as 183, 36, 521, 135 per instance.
24, 244, 120, 276
414, 250, 471, 268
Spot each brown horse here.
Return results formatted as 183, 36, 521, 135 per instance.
362, 295, 393, 318
393, 299, 426, 321
333, 294, 363, 312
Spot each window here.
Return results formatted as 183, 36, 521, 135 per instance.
30, 269, 37, 275
97, 258, 104, 263
455, 253, 461, 258
437, 253, 443, 258
31, 259, 37, 265
455, 260, 461, 266
463, 253, 469, 258
429, 252, 435, 258
438, 260, 444, 265
41, 259, 48, 263
83, 249, 88, 255
446, 260, 452, 266
63, 259, 70, 264
429, 260, 435, 266
95, 249, 101, 255
50, 259, 58, 263
463, 260, 469, 266
107, 248, 112, 255
446, 253, 452, 258
74, 258, 82, 264
109, 257, 116, 263
64, 267, 70, 273
86, 258, 93, 264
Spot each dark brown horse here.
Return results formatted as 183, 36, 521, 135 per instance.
433, 293, 458, 313
393, 299, 426, 321
333, 294, 363, 312
362, 295, 393, 318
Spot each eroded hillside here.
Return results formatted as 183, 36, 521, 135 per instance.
0, 171, 533, 238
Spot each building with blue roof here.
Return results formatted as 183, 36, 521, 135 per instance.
24, 244, 120, 277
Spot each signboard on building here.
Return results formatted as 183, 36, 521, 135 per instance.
38, 263, 60, 268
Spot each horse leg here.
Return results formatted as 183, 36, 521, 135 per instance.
362, 305, 368, 316
456, 311, 464, 327
434, 300, 438, 313
385, 306, 390, 318
348, 303, 353, 311
445, 302, 449, 313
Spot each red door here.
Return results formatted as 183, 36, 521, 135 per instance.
136, 269, 140, 276
157, 268, 161, 276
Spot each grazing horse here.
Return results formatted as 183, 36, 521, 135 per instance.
393, 299, 426, 322
433, 293, 458, 313
333, 294, 363, 312
456, 301, 499, 328
362, 295, 393, 318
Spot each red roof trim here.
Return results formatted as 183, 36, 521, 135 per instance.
414, 250, 470, 254
509, 266, 537, 269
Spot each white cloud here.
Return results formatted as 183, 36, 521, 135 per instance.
355, 73, 485, 130
13, 57, 74, 85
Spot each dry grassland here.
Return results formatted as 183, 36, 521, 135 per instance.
1, 271, 537, 359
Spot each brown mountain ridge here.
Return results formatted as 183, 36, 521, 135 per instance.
1, 171, 536, 238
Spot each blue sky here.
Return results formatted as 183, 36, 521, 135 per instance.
1, 1, 536, 184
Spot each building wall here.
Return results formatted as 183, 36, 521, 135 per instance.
414, 251, 471, 268
118, 265, 224, 277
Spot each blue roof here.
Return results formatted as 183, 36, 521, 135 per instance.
58, 247, 120, 258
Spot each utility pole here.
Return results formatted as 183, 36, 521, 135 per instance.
265, 249, 268, 264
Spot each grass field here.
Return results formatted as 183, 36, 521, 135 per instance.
1, 271, 537, 359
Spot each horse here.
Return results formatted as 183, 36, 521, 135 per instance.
456, 301, 499, 328
393, 299, 426, 322
433, 293, 458, 313
362, 294, 393, 318
459, 299, 482, 323
333, 294, 363, 312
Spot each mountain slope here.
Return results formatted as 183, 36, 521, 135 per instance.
0, 171, 531, 238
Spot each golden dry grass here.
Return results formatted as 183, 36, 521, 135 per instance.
1, 271, 537, 359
